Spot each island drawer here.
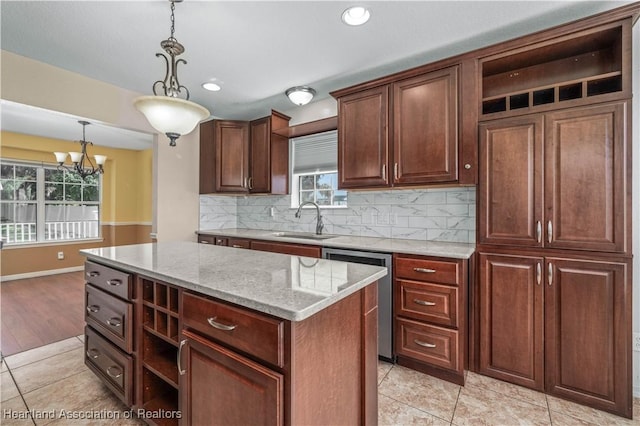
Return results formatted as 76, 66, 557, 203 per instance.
84, 261, 132, 300
85, 325, 133, 406
396, 317, 460, 372
85, 285, 133, 353
396, 280, 459, 327
182, 292, 285, 368
394, 255, 460, 286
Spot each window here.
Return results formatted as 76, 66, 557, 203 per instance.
0, 161, 101, 245
291, 130, 347, 208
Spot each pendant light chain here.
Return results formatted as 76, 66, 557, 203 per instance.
169, 1, 176, 41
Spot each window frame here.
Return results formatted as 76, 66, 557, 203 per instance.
290, 170, 348, 209
0, 159, 103, 246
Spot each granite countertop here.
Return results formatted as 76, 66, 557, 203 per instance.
80, 242, 386, 322
197, 228, 476, 259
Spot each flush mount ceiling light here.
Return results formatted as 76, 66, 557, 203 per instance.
133, 0, 210, 147
54, 121, 107, 179
202, 82, 221, 92
341, 6, 370, 26
285, 86, 316, 106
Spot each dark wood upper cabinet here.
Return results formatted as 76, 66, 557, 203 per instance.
393, 66, 458, 184
335, 66, 460, 190
479, 102, 627, 253
479, 116, 543, 247
544, 103, 626, 252
337, 85, 389, 189
200, 111, 290, 195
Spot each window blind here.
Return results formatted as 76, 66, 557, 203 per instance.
292, 130, 337, 174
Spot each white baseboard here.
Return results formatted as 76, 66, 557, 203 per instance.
1, 266, 84, 282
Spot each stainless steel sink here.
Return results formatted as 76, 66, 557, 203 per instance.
271, 232, 337, 240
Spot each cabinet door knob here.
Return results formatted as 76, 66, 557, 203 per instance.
381, 164, 386, 181
394, 162, 399, 181
414, 339, 436, 348
536, 263, 541, 285
536, 221, 542, 243
413, 299, 436, 306
547, 220, 553, 244
464, 163, 472, 170
248, 177, 253, 190
207, 316, 237, 331
548, 263, 553, 286
177, 339, 187, 376
106, 279, 122, 286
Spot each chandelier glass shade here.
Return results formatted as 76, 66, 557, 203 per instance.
134, 0, 210, 147
54, 121, 106, 179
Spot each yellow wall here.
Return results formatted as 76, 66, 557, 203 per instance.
1, 131, 152, 223
1, 131, 153, 277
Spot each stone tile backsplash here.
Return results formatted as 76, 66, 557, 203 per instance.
200, 187, 476, 243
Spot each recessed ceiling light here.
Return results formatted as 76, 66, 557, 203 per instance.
342, 6, 370, 26
202, 82, 221, 91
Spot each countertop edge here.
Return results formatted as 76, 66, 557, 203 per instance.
80, 249, 387, 322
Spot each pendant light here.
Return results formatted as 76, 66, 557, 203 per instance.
53, 121, 106, 179
133, 0, 210, 147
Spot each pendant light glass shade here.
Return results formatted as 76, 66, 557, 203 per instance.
134, 96, 210, 141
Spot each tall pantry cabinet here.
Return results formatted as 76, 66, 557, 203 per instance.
475, 14, 633, 419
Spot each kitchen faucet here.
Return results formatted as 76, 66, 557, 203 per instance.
295, 201, 325, 235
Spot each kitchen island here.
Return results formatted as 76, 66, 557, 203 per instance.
80, 242, 386, 426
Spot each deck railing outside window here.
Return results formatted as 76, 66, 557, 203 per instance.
0, 220, 99, 244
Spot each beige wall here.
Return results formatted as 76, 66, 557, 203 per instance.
1, 50, 201, 273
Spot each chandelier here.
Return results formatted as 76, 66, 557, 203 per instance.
54, 121, 106, 179
133, 0, 210, 147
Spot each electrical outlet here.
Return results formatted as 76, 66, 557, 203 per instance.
57, 251, 64, 260
633, 333, 640, 352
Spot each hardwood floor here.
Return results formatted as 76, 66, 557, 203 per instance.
1, 271, 84, 356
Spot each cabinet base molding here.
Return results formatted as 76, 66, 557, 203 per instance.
396, 355, 465, 386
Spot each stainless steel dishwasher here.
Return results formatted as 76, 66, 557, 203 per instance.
321, 247, 393, 362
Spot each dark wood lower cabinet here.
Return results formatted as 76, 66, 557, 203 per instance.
478, 251, 632, 418
180, 330, 284, 426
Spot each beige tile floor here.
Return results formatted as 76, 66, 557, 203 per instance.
1, 337, 639, 425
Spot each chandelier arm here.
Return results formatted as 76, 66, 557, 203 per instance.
172, 58, 189, 100
153, 53, 171, 96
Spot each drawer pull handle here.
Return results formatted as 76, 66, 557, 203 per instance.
106, 279, 122, 286
231, 245, 243, 248
106, 366, 123, 379
200, 240, 210, 244
86, 271, 100, 278
413, 267, 436, 274
87, 305, 100, 313
413, 299, 436, 306
207, 317, 237, 331
107, 318, 122, 327
177, 339, 187, 376
414, 339, 436, 348
86, 349, 100, 359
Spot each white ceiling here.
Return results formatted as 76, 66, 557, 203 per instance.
0, 1, 633, 149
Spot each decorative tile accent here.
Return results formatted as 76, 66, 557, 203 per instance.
200, 187, 477, 243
